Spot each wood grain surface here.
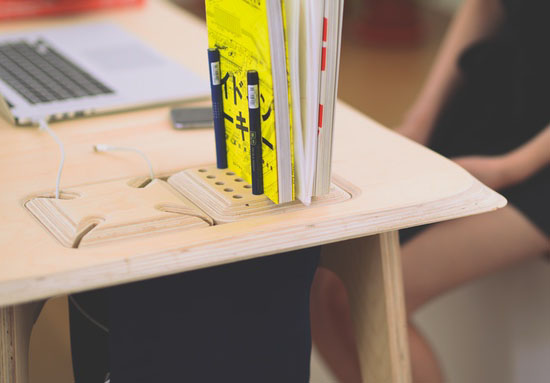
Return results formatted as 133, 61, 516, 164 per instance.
168, 166, 352, 224
25, 177, 212, 248
321, 232, 411, 383
0, 0, 505, 307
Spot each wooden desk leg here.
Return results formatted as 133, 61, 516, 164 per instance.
1, 302, 44, 383
320, 231, 411, 383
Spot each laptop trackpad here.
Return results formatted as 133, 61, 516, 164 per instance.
84, 43, 163, 72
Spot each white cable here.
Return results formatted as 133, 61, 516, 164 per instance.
69, 295, 109, 333
94, 144, 155, 180
38, 118, 65, 199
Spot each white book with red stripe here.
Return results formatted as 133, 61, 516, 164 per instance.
314, 0, 344, 196
285, 0, 344, 205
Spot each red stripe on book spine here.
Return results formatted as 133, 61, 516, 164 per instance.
323, 17, 328, 42
318, 104, 324, 129
321, 47, 327, 71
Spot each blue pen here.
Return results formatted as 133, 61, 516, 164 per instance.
208, 48, 227, 169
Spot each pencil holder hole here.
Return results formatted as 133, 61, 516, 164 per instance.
198, 169, 207, 173
167, 165, 355, 225
215, 181, 225, 186
206, 175, 216, 179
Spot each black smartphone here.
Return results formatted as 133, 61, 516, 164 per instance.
170, 107, 214, 130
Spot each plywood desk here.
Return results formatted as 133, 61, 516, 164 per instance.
0, 1, 505, 382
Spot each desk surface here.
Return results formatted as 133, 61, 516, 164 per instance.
0, 0, 505, 307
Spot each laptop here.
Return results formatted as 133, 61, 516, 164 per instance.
0, 22, 209, 125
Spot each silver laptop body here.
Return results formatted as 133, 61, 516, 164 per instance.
0, 22, 209, 125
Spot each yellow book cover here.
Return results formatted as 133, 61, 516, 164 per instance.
205, 0, 294, 204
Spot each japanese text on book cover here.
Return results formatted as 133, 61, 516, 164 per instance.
205, 0, 293, 204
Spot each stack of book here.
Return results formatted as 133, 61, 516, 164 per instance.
205, 0, 344, 205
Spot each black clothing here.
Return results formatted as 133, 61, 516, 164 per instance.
69, 289, 110, 383
404, 0, 550, 242
70, 247, 320, 383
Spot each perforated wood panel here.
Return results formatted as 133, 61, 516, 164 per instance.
168, 166, 354, 224
24, 165, 355, 247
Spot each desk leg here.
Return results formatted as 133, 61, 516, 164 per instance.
1, 302, 44, 383
320, 231, 411, 383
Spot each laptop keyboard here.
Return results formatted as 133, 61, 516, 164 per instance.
0, 40, 113, 105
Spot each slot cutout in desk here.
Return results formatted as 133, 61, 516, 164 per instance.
25, 178, 213, 248
24, 165, 354, 248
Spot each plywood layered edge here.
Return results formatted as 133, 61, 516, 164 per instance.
0, 179, 505, 307
0, 302, 43, 383
321, 232, 412, 383
22, 165, 353, 250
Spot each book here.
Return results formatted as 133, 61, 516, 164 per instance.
206, 0, 343, 205
205, 0, 294, 204
289, 0, 344, 204
314, 0, 345, 195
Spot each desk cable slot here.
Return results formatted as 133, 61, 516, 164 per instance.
37, 118, 65, 199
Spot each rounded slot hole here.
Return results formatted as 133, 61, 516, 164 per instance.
57, 191, 81, 200
127, 177, 153, 188
137, 179, 152, 188
206, 175, 216, 179
39, 191, 81, 200
215, 181, 225, 186
72, 216, 105, 248
235, 178, 244, 182
233, 195, 243, 199
198, 169, 207, 173
226, 171, 235, 176
243, 185, 252, 189
223, 188, 234, 192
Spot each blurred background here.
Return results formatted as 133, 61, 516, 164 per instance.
24, 0, 550, 382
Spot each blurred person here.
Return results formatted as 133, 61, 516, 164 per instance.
311, 0, 550, 381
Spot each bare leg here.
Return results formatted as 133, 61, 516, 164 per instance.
403, 205, 548, 312
402, 205, 548, 382
311, 205, 548, 383
408, 323, 443, 383
310, 267, 362, 383
313, 233, 410, 383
